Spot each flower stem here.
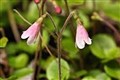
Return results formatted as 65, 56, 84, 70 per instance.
57, 34, 61, 80
56, 10, 75, 80
33, 1, 46, 80
64, 0, 76, 38
60, 11, 75, 35
46, 12, 58, 36
13, 9, 32, 25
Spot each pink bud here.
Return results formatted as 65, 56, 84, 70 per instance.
76, 24, 92, 49
55, 6, 62, 14
34, 0, 40, 4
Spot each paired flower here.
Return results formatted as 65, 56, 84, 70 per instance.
75, 23, 92, 49
21, 14, 46, 45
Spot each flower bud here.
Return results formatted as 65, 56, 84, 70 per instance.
34, 0, 40, 4
55, 6, 62, 14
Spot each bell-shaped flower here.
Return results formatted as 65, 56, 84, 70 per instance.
76, 24, 92, 49
21, 14, 46, 45
21, 22, 40, 45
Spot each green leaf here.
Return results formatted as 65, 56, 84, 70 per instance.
101, 3, 120, 22
8, 68, 33, 80
6, 42, 17, 55
46, 58, 70, 80
0, 0, 9, 12
82, 70, 111, 80
0, 37, 8, 48
17, 41, 36, 54
67, 0, 84, 6
8, 53, 29, 69
71, 70, 87, 78
15, 53, 29, 68
104, 61, 120, 79
62, 37, 79, 59
0, 78, 4, 80
90, 34, 119, 61
40, 56, 55, 70
82, 76, 96, 80
26, 2, 38, 22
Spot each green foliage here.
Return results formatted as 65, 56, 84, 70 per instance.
62, 37, 79, 59
104, 61, 120, 79
90, 34, 120, 62
46, 58, 70, 80
8, 53, 29, 69
26, 2, 38, 22
42, 30, 50, 48
40, 56, 55, 70
78, 12, 90, 28
82, 70, 111, 80
6, 41, 36, 55
67, 0, 84, 5
8, 68, 33, 80
70, 70, 87, 79
0, 37, 8, 48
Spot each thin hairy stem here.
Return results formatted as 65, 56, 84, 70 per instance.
46, 12, 58, 36
57, 34, 61, 80
13, 9, 32, 25
60, 11, 75, 35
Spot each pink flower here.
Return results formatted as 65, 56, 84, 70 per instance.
76, 24, 92, 49
21, 22, 40, 45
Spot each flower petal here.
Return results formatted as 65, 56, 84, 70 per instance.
85, 37, 92, 45
76, 39, 85, 49
21, 31, 30, 39
27, 35, 35, 45
21, 22, 39, 39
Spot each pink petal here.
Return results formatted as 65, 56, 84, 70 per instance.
76, 26, 85, 49
21, 22, 39, 39
76, 39, 85, 49
85, 37, 92, 45
27, 35, 35, 45
75, 24, 92, 49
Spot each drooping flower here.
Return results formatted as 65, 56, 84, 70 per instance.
21, 14, 46, 45
21, 22, 40, 45
76, 24, 92, 49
